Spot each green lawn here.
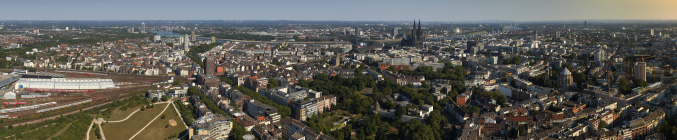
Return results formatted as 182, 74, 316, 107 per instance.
107, 106, 141, 121
133, 104, 187, 140
102, 103, 168, 140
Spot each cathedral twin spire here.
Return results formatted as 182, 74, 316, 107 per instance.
401, 19, 424, 47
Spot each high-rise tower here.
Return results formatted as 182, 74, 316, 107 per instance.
191, 30, 197, 41
184, 34, 190, 50
205, 58, 215, 75
634, 62, 646, 81
140, 22, 146, 33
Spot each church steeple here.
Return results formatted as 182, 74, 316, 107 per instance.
412, 19, 417, 40
402, 19, 424, 48
418, 19, 421, 31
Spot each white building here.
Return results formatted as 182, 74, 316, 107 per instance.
3, 92, 16, 99
15, 78, 115, 89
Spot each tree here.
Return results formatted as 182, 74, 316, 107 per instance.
152, 97, 158, 102
161, 114, 166, 119
375, 123, 389, 140
504, 56, 522, 65
598, 120, 607, 129
230, 122, 247, 140
363, 115, 378, 136
572, 71, 586, 88
267, 78, 278, 88
619, 78, 631, 95
400, 119, 435, 140
355, 68, 363, 77
395, 106, 406, 118
173, 80, 181, 86
140, 107, 145, 111
94, 125, 102, 139
344, 124, 353, 140
633, 78, 648, 88
161, 95, 168, 101
358, 128, 367, 140
426, 110, 447, 138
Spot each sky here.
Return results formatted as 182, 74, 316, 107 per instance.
2, 0, 677, 21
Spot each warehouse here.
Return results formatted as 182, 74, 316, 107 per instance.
0, 74, 21, 88
14, 78, 115, 89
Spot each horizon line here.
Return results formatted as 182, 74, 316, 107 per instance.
3, 19, 677, 23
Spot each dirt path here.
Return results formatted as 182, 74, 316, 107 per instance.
127, 101, 173, 140
106, 101, 171, 123
47, 123, 72, 140
97, 123, 106, 140
85, 101, 173, 139
170, 101, 189, 129
85, 119, 94, 140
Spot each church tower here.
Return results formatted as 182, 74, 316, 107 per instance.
401, 19, 424, 48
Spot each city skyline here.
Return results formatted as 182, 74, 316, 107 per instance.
2, 0, 677, 21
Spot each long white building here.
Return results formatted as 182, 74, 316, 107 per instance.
15, 78, 115, 89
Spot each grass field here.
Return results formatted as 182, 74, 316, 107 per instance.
102, 103, 168, 140
133, 103, 187, 140
107, 106, 141, 121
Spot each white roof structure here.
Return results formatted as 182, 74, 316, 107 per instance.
14, 78, 115, 90
3, 92, 16, 99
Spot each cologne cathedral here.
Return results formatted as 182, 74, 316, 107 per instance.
401, 19, 424, 47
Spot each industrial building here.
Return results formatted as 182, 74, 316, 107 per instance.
14, 78, 115, 89
0, 74, 21, 88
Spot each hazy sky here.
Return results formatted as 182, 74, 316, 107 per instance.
2, 0, 677, 21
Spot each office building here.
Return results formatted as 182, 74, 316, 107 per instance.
140, 22, 146, 33
153, 35, 162, 42
192, 30, 197, 41
184, 34, 190, 50
291, 99, 319, 121
635, 62, 646, 81
267, 28, 277, 34
594, 48, 605, 62
205, 58, 215, 75
280, 117, 335, 140
245, 100, 281, 123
